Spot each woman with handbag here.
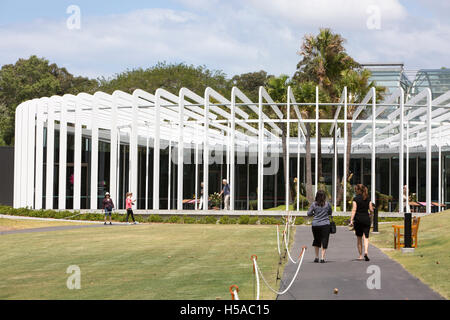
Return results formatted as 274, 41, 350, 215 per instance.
307, 190, 333, 263
349, 184, 374, 261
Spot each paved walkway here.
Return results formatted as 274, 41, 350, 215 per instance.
0, 224, 127, 235
277, 226, 443, 300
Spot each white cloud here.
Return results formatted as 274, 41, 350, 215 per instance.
0, 1, 448, 82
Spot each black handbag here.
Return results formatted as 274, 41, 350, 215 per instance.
330, 216, 336, 234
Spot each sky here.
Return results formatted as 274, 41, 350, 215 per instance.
0, 0, 449, 80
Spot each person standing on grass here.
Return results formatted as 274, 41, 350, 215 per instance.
125, 192, 137, 224
307, 190, 332, 263
102, 192, 114, 225
350, 184, 374, 261
219, 179, 230, 210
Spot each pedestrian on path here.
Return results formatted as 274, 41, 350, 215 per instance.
307, 189, 332, 263
125, 192, 137, 224
102, 192, 114, 225
350, 184, 374, 261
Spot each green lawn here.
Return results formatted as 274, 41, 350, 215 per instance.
0, 223, 290, 300
371, 210, 450, 299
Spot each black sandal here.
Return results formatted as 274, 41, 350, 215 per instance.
314, 258, 319, 263
364, 254, 370, 261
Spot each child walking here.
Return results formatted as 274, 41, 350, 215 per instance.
125, 192, 137, 224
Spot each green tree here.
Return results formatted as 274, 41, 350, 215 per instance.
231, 70, 272, 102
334, 68, 386, 207
294, 28, 358, 181
291, 81, 330, 203
0, 55, 98, 145
98, 62, 231, 97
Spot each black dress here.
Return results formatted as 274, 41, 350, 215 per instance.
353, 194, 371, 238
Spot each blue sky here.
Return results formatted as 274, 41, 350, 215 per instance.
0, 0, 448, 80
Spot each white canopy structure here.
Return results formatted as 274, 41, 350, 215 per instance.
13, 85, 450, 214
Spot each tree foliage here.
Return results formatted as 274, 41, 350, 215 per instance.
0, 55, 98, 145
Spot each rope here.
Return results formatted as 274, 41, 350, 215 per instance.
252, 246, 306, 298
276, 225, 281, 256
284, 230, 303, 264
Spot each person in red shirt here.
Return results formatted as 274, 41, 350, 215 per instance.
125, 192, 137, 224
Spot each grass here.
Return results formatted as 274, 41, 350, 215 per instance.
0, 218, 85, 231
371, 210, 450, 299
0, 223, 291, 300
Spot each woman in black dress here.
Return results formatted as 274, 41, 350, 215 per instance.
350, 184, 374, 261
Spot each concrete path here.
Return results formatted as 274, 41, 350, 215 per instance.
277, 226, 443, 300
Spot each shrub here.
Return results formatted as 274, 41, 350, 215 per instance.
183, 216, 197, 224
167, 215, 181, 223
196, 215, 218, 224
149, 214, 163, 223
295, 217, 305, 225
331, 216, 350, 226
260, 217, 280, 225
238, 215, 250, 224
219, 215, 237, 224
248, 217, 259, 225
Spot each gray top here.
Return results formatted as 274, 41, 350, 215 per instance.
307, 201, 332, 226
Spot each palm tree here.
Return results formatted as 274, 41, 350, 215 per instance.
294, 28, 358, 181
335, 68, 386, 208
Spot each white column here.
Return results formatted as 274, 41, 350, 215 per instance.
426, 88, 432, 214
315, 86, 319, 195
258, 87, 264, 211
194, 137, 199, 210
130, 95, 138, 208
406, 123, 409, 212
46, 99, 55, 209
438, 125, 442, 212
399, 88, 404, 214
27, 101, 36, 208
203, 89, 210, 212
343, 87, 348, 213
334, 122, 337, 213
73, 97, 82, 210
35, 101, 45, 210
371, 88, 376, 205
168, 138, 172, 210
145, 124, 150, 211
20, 103, 29, 208
177, 89, 185, 210
153, 90, 162, 210
297, 122, 300, 211
110, 94, 118, 207
13, 103, 22, 208
59, 98, 68, 210
90, 97, 99, 209
286, 88, 290, 212
230, 88, 236, 211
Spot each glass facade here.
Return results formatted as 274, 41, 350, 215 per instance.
409, 68, 450, 100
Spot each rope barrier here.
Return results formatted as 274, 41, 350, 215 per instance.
252, 246, 306, 298
229, 285, 239, 300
